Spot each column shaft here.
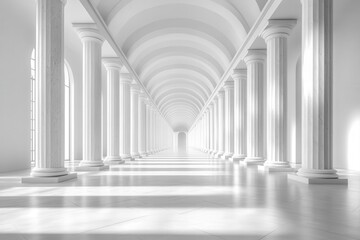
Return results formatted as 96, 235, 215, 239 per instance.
232, 70, 247, 161
216, 91, 225, 158
209, 104, 214, 154
103, 58, 124, 164
24, 0, 77, 182
119, 73, 132, 160
73, 23, 106, 170
290, 0, 346, 183
244, 50, 266, 165
138, 93, 146, 156
223, 81, 235, 159
130, 84, 140, 158
212, 99, 219, 157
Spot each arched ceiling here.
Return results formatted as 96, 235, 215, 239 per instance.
90, 0, 262, 131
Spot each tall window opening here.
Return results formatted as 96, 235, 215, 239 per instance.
30, 49, 72, 163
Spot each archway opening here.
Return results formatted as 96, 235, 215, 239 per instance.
178, 132, 187, 153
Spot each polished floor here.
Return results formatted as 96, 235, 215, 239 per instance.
0, 150, 360, 240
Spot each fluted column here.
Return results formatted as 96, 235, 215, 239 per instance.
119, 73, 132, 160
206, 110, 211, 152
23, 0, 77, 183
204, 112, 209, 152
138, 91, 147, 157
73, 23, 107, 171
216, 91, 225, 158
145, 101, 151, 155
130, 84, 140, 159
212, 98, 219, 158
208, 104, 214, 155
231, 69, 247, 162
289, 0, 347, 184
243, 50, 266, 166
260, 20, 297, 171
223, 81, 235, 159
103, 58, 124, 165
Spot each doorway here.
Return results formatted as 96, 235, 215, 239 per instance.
178, 132, 187, 153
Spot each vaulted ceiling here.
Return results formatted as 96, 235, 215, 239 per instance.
90, 0, 264, 131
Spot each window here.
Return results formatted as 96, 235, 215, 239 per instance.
30, 49, 72, 163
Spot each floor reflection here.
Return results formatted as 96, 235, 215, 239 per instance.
0, 150, 359, 240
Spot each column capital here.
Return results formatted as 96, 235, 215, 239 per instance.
244, 49, 266, 64
120, 73, 133, 84
223, 80, 234, 90
102, 57, 122, 70
73, 23, 105, 43
217, 90, 225, 98
232, 69, 247, 80
130, 83, 141, 93
139, 91, 147, 100
261, 19, 297, 42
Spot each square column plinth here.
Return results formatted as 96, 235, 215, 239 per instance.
288, 173, 348, 185
258, 165, 296, 172
75, 165, 109, 171
22, 173, 77, 183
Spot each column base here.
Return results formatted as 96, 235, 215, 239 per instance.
215, 151, 224, 158
22, 173, 77, 183
104, 159, 125, 165
258, 165, 296, 172
104, 156, 125, 165
75, 165, 109, 171
259, 161, 295, 172
288, 173, 348, 184
229, 155, 246, 162
131, 153, 140, 159
242, 157, 265, 166
221, 152, 233, 160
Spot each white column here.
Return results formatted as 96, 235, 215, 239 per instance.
138, 91, 147, 157
243, 50, 266, 166
23, 0, 77, 183
216, 91, 225, 158
208, 104, 214, 155
130, 84, 140, 159
149, 106, 154, 154
260, 20, 297, 171
289, 0, 346, 184
212, 99, 219, 158
119, 73, 132, 160
145, 101, 151, 155
103, 58, 124, 165
74, 23, 107, 171
206, 110, 210, 152
223, 80, 235, 159
231, 69, 247, 162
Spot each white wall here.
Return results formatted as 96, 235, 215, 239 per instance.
333, 0, 360, 171
0, 0, 35, 172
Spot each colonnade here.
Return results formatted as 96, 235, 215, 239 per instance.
22, 0, 172, 183
189, 0, 347, 184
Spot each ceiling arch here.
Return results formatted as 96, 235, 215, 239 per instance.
91, 0, 262, 131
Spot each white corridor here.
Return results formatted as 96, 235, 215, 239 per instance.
0, 151, 359, 240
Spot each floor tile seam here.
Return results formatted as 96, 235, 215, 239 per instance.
296, 221, 360, 240
256, 227, 279, 240
194, 227, 227, 240
79, 214, 150, 234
